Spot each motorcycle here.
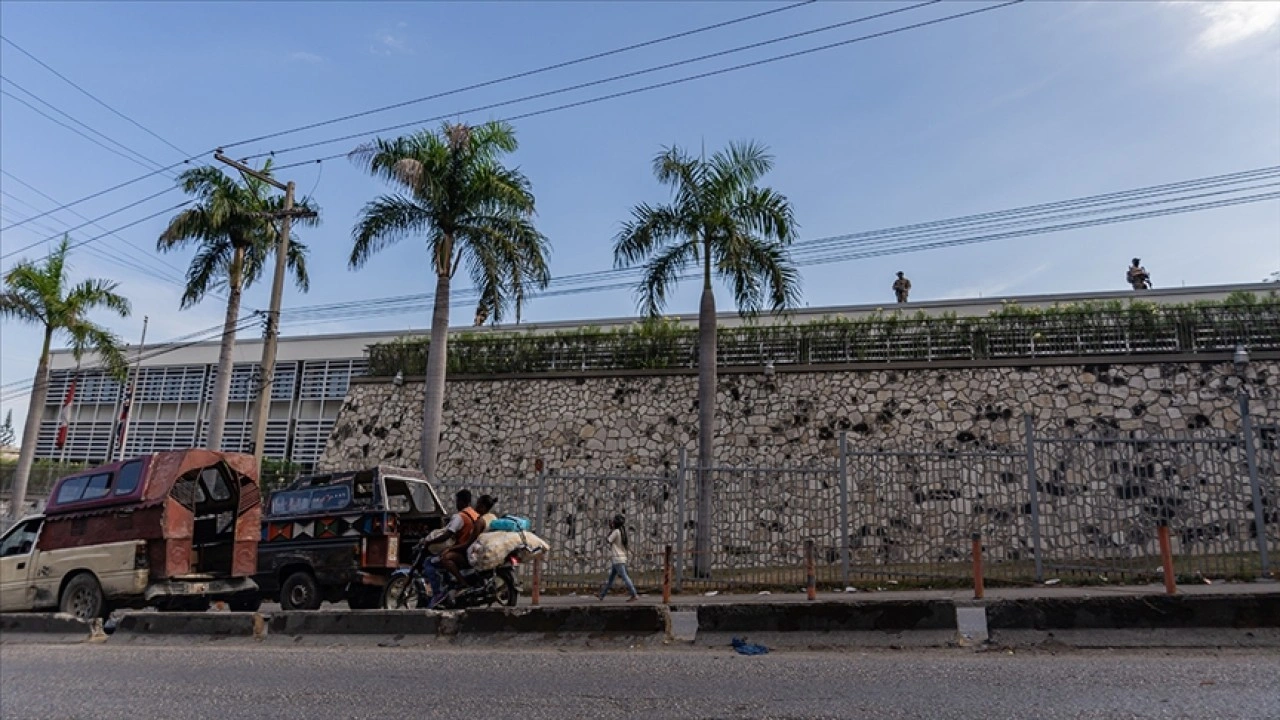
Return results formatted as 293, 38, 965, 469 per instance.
381, 537, 530, 610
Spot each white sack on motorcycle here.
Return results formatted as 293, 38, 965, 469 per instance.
467, 531, 550, 571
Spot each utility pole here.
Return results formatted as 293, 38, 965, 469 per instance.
213, 151, 315, 466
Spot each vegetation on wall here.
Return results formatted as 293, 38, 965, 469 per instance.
366, 292, 1280, 377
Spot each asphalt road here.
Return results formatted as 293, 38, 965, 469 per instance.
3, 644, 1277, 720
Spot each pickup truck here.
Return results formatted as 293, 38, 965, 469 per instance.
0, 450, 262, 619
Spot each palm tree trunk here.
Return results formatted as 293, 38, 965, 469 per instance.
7, 327, 53, 524
420, 268, 452, 481
206, 247, 244, 451
694, 237, 716, 577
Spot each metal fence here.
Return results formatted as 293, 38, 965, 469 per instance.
367, 302, 1280, 376
439, 417, 1277, 594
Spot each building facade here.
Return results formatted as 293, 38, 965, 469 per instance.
34, 282, 1274, 469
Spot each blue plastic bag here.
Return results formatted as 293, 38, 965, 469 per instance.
487, 515, 532, 533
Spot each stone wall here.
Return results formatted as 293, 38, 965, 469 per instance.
320, 358, 1278, 476
319, 357, 1278, 585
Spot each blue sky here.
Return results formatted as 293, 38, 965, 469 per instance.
1, 1, 1278, 435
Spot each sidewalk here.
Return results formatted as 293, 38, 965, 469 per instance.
541, 579, 1280, 607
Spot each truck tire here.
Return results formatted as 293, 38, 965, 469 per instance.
280, 571, 322, 611
60, 573, 106, 620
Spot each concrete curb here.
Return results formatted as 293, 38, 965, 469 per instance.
268, 611, 440, 637
111, 612, 264, 640
457, 605, 667, 636
985, 593, 1280, 631
690, 600, 959, 649
0, 613, 94, 643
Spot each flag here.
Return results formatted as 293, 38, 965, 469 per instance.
55, 374, 78, 449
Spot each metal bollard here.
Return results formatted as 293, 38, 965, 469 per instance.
532, 556, 542, 606
971, 532, 985, 600
663, 545, 673, 605
1158, 524, 1177, 595
805, 539, 816, 601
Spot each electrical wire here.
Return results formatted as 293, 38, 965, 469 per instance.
0, 75, 175, 176
0, 35, 192, 157
0, 186, 183, 260
244, 0, 946, 162
219, 0, 818, 151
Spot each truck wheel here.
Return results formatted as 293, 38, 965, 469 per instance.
60, 574, 106, 620
280, 571, 322, 611
229, 594, 263, 612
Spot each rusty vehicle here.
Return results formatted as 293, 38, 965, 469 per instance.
0, 450, 261, 620
255, 466, 445, 610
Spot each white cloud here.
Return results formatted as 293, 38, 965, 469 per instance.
1177, 1, 1280, 50
289, 51, 324, 64
370, 25, 413, 56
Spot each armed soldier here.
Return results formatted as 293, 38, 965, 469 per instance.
892, 271, 912, 303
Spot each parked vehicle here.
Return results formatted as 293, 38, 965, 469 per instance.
0, 451, 261, 620
255, 466, 445, 610
380, 535, 525, 610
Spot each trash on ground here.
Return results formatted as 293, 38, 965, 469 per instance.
704, 591, 719, 597
1044, 579, 1061, 585
757, 591, 771, 595
732, 637, 769, 656
844, 587, 858, 593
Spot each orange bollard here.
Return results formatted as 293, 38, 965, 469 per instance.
1158, 524, 1177, 595
662, 545, 673, 605
532, 555, 542, 606
971, 533, 985, 600
805, 539, 816, 601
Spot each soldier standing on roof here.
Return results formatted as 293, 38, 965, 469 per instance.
892, 271, 911, 303
1127, 258, 1151, 290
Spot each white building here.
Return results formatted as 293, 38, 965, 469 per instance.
36, 282, 1274, 469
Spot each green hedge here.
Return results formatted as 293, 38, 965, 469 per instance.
367, 292, 1280, 377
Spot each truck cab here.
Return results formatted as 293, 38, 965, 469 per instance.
256, 466, 445, 610
0, 450, 261, 620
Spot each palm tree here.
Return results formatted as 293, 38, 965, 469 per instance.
1, 236, 131, 521
350, 121, 550, 480
613, 141, 799, 576
158, 163, 317, 453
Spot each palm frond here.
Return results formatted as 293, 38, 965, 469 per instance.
613, 203, 686, 269
634, 240, 698, 317
349, 194, 435, 270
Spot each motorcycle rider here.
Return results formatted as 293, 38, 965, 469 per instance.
434, 494, 496, 605
423, 489, 479, 608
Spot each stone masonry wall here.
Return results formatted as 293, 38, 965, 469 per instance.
321, 359, 1278, 476
319, 359, 1278, 585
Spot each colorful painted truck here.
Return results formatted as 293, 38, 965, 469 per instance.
0, 450, 261, 620
254, 466, 446, 610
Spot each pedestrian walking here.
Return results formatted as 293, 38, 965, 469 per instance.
892, 271, 911, 303
598, 514, 639, 602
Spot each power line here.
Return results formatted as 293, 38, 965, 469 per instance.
248, 0, 948, 162
0, 160, 192, 232
269, 167, 1279, 327
0, 88, 173, 175
0, 75, 175, 175
0, 35, 191, 157
219, 0, 818, 151
0, 170, 189, 277
0, 185, 182, 260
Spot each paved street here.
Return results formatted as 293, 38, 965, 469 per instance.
2, 643, 1277, 719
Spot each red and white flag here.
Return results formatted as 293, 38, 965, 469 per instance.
55, 374, 78, 449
